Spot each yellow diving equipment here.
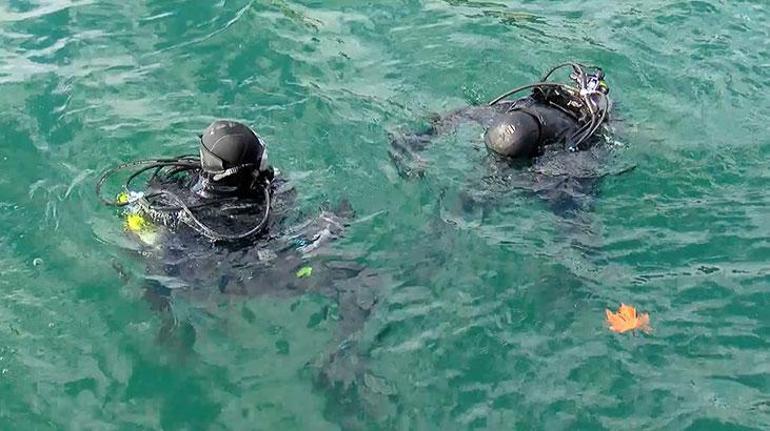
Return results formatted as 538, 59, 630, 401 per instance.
117, 191, 159, 245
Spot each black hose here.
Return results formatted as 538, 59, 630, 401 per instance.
568, 101, 607, 150
96, 156, 272, 242
581, 104, 608, 145
541, 62, 586, 82
575, 92, 610, 148
488, 82, 578, 106
148, 195, 238, 212
154, 185, 271, 241
569, 118, 595, 150
96, 159, 200, 207
125, 163, 192, 190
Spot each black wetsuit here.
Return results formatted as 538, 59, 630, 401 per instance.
127, 169, 372, 324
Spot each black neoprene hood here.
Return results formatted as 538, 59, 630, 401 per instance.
199, 120, 264, 173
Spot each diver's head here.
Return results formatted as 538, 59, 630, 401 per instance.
483, 111, 541, 158
200, 120, 266, 174
195, 120, 271, 196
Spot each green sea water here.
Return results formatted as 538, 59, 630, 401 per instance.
1, 0, 770, 429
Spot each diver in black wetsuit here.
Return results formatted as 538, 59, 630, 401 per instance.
97, 120, 279, 244
96, 119, 368, 303
390, 62, 616, 214
97, 120, 384, 427
392, 62, 610, 164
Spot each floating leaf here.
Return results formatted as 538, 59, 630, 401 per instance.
605, 304, 651, 334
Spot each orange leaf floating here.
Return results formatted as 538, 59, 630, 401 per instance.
605, 304, 651, 334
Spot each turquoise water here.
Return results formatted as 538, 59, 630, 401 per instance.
2, 0, 770, 429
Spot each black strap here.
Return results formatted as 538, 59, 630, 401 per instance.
511, 107, 543, 148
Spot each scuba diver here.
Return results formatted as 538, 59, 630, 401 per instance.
97, 120, 388, 427
97, 120, 389, 430
96, 119, 374, 323
389, 62, 620, 215
97, 120, 280, 245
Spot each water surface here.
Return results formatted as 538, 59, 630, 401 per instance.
1, 0, 769, 429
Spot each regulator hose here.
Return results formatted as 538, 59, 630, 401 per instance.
96, 156, 272, 241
